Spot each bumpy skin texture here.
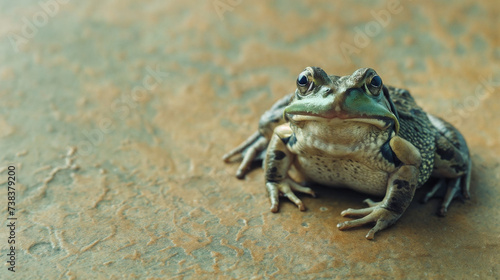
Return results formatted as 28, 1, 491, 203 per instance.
223, 67, 471, 239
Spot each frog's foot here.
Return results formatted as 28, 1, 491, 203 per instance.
266, 178, 316, 213
421, 177, 465, 217
222, 132, 268, 179
338, 204, 401, 240
363, 198, 381, 207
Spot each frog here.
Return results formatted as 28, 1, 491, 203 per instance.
223, 67, 471, 239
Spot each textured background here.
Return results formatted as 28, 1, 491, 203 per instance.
1, 0, 499, 279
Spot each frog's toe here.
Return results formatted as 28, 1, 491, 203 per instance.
266, 178, 314, 212
222, 131, 259, 162
266, 181, 304, 212
421, 179, 446, 204
421, 178, 464, 216
266, 182, 280, 212
337, 207, 400, 240
365, 218, 395, 240
363, 198, 381, 207
223, 132, 268, 179
236, 138, 268, 178
438, 177, 462, 217
287, 179, 316, 197
341, 206, 376, 217
337, 215, 373, 231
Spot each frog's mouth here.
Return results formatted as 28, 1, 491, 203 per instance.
286, 113, 394, 131
283, 90, 400, 133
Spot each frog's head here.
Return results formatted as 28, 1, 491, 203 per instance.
284, 67, 400, 133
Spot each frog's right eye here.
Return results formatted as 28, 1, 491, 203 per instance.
296, 70, 314, 96
297, 73, 309, 87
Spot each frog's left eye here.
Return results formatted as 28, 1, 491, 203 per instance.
366, 75, 383, 96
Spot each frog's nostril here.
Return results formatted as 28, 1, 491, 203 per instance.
322, 88, 332, 97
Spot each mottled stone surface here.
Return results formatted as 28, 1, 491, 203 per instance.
0, 0, 499, 279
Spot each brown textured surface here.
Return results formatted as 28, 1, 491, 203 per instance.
1, 0, 499, 279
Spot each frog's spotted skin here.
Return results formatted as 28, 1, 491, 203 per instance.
385, 87, 435, 187
223, 67, 471, 239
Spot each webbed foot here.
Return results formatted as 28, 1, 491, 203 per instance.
421, 177, 468, 217
338, 199, 401, 240
266, 178, 316, 212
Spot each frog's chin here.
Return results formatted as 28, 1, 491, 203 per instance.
288, 114, 392, 131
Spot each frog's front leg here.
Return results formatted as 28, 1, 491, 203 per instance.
265, 124, 315, 212
338, 136, 421, 239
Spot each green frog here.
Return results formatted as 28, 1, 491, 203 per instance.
223, 67, 471, 239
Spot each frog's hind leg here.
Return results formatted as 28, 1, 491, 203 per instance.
423, 114, 472, 216
223, 132, 268, 179
422, 156, 471, 216
222, 131, 262, 162
422, 177, 465, 217
223, 93, 293, 179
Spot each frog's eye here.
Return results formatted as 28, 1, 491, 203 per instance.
366, 75, 382, 96
297, 73, 308, 87
370, 75, 382, 87
296, 70, 314, 96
